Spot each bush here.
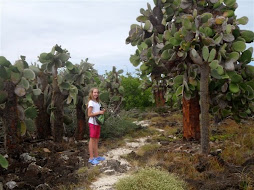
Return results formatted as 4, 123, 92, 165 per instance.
121, 75, 153, 110
115, 167, 186, 190
100, 116, 140, 139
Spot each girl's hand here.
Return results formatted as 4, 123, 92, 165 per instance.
99, 110, 105, 115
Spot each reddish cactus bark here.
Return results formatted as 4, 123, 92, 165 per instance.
182, 95, 201, 141
75, 103, 87, 140
154, 88, 166, 107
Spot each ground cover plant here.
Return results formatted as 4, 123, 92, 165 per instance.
115, 167, 186, 190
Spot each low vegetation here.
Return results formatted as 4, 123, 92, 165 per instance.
115, 167, 186, 190
122, 112, 254, 190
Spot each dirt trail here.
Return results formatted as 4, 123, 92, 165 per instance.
89, 121, 152, 190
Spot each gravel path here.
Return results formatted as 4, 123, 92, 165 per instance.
90, 121, 151, 190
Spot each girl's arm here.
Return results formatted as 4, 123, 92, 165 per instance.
87, 106, 105, 117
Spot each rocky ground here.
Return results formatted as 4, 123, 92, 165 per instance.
0, 139, 89, 190
1, 112, 254, 190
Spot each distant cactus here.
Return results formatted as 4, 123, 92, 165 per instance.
100, 66, 124, 114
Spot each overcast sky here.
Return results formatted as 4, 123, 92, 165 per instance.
0, 0, 253, 75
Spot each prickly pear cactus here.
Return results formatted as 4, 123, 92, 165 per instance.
0, 56, 38, 153
39, 45, 71, 142
59, 58, 96, 106
126, 0, 254, 121
99, 66, 124, 114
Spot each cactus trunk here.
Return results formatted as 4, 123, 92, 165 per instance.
51, 66, 64, 142
35, 94, 51, 139
3, 81, 21, 156
52, 93, 64, 142
154, 88, 166, 107
182, 94, 200, 141
75, 103, 87, 140
200, 64, 210, 154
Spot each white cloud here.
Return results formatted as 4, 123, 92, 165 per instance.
0, 0, 155, 74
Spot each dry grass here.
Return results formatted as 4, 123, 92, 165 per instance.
146, 154, 160, 166
216, 119, 254, 165
161, 152, 203, 179
71, 165, 101, 190
128, 127, 158, 138
100, 138, 126, 153
164, 125, 179, 135
86, 166, 101, 182
123, 117, 254, 184
136, 143, 161, 157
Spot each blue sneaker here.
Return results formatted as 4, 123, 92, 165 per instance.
95, 156, 105, 161
88, 158, 100, 165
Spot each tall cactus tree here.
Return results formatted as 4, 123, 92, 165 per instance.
39, 45, 70, 142
0, 56, 38, 155
30, 64, 51, 139
126, 0, 254, 154
126, 0, 201, 141
100, 66, 124, 115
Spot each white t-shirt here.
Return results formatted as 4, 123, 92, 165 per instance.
88, 100, 101, 125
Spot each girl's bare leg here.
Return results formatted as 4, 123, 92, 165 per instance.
94, 138, 99, 158
89, 138, 95, 159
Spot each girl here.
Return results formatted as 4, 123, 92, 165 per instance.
87, 87, 106, 165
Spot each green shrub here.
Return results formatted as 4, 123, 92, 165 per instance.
115, 167, 186, 190
100, 116, 141, 139
121, 75, 153, 110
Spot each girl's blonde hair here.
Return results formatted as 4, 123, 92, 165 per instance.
88, 87, 100, 102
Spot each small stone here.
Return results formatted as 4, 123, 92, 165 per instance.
60, 154, 69, 161
215, 149, 222, 154
43, 148, 51, 153
160, 141, 169, 146
104, 169, 115, 175
35, 183, 51, 190
25, 162, 42, 177
6, 181, 17, 189
63, 137, 68, 142
174, 146, 183, 152
20, 153, 36, 163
